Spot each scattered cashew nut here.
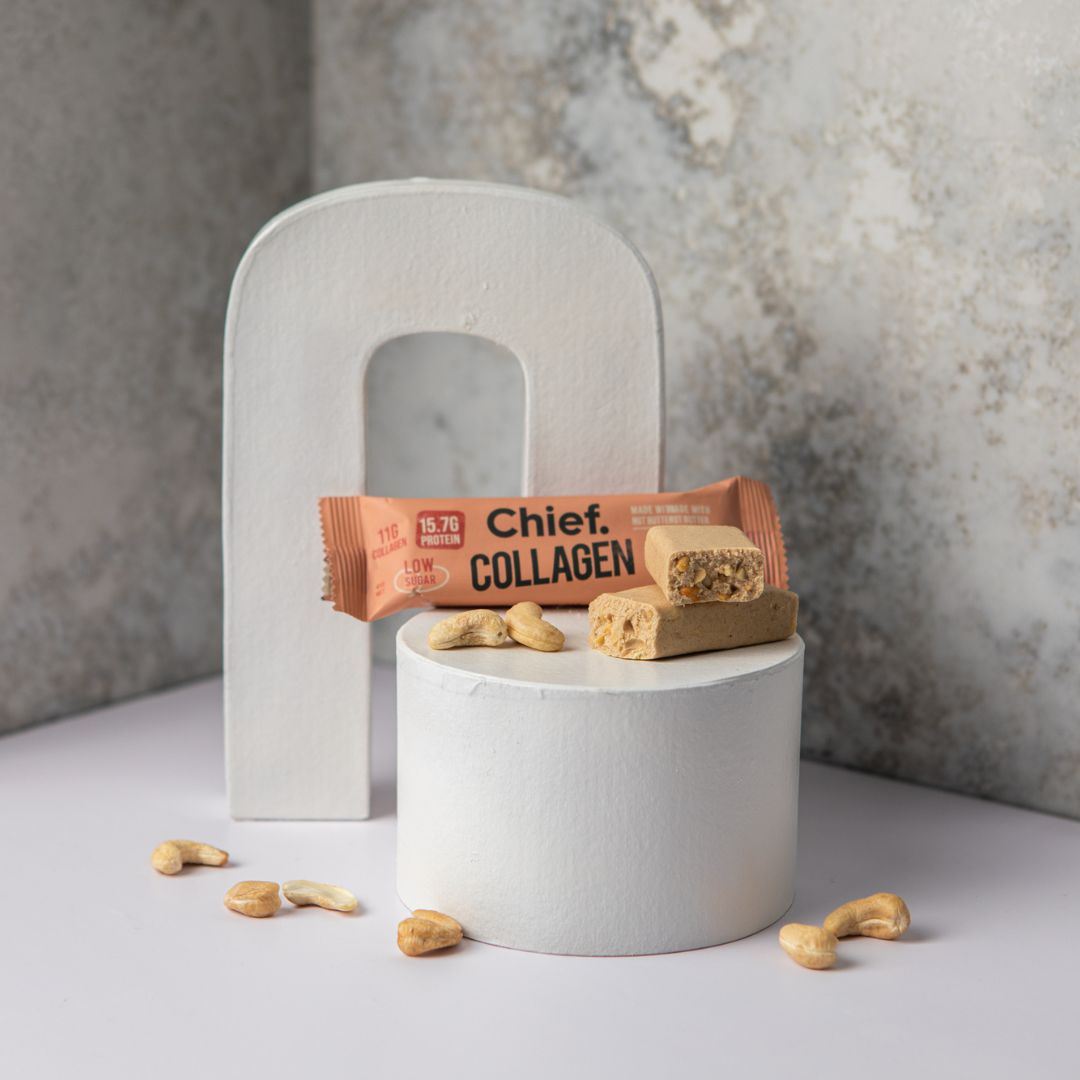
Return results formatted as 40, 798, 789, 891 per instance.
282, 880, 358, 913
428, 609, 507, 650
224, 881, 282, 918
824, 892, 911, 940
151, 839, 228, 875
397, 909, 463, 955
778, 923, 839, 970
505, 601, 565, 652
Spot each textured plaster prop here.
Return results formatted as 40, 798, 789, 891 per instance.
224, 179, 662, 819
397, 610, 804, 955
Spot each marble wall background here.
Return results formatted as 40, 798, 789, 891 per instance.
4, 2, 1077, 819
0, 2, 309, 734
366, 335, 524, 662
316, 0, 1080, 817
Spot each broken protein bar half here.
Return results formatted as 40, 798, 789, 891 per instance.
644, 524, 765, 605
588, 584, 797, 660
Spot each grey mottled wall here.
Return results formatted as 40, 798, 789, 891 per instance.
4, 1, 1076, 818
315, 0, 1080, 817
0, 1, 309, 733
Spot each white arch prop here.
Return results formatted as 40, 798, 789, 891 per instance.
223, 180, 664, 819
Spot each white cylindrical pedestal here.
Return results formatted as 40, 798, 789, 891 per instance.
396, 611, 804, 956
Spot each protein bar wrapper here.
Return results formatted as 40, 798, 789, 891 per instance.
320, 477, 788, 622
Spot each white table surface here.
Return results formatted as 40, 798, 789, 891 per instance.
2, 668, 1076, 1079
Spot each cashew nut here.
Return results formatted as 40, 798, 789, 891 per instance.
778, 923, 838, 970
224, 881, 281, 918
505, 601, 565, 652
824, 892, 910, 940
151, 839, 229, 875
282, 879, 358, 913
397, 909, 463, 955
428, 609, 507, 650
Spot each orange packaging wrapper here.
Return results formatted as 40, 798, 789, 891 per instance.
320, 477, 788, 622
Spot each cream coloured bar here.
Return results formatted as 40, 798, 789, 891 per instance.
644, 524, 765, 605
589, 584, 797, 660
